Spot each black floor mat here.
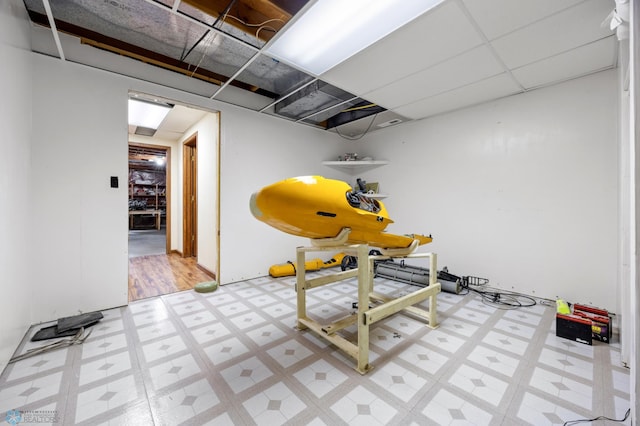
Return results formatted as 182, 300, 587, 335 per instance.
31, 311, 104, 341
57, 312, 103, 333
31, 325, 80, 341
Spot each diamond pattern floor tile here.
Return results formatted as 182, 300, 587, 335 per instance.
75, 375, 138, 423
0, 273, 630, 425
220, 356, 273, 393
448, 364, 509, 406
293, 359, 348, 398
422, 388, 494, 426
529, 367, 593, 410
243, 382, 306, 426
331, 385, 398, 426
370, 361, 429, 402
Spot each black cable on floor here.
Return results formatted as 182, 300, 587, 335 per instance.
563, 408, 630, 425
459, 279, 537, 310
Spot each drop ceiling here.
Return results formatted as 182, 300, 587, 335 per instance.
128, 100, 210, 141
23, 0, 618, 138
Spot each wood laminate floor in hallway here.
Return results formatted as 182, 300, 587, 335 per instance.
128, 253, 214, 302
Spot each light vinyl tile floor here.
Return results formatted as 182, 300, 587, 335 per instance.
0, 272, 631, 425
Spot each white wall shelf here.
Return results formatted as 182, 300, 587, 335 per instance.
322, 160, 388, 167
322, 160, 389, 175
322, 160, 389, 198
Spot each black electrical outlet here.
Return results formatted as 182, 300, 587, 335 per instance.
110, 176, 118, 188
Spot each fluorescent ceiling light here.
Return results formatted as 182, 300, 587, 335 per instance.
128, 98, 172, 129
265, 0, 445, 76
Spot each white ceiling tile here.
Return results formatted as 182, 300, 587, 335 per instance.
491, 0, 615, 69
214, 84, 274, 110
393, 73, 522, 120
462, 0, 584, 40
364, 45, 504, 109
512, 36, 617, 89
321, 1, 483, 95
160, 105, 208, 134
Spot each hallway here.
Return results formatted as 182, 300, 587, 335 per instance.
128, 228, 166, 258
128, 254, 213, 302
128, 228, 213, 302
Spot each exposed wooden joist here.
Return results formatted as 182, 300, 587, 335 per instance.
130, 153, 164, 161
27, 11, 279, 99
82, 38, 225, 86
182, 0, 292, 41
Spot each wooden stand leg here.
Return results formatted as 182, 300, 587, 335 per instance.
296, 247, 308, 330
428, 253, 439, 329
357, 244, 371, 374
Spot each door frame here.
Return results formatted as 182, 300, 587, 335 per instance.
183, 133, 197, 258
128, 142, 171, 253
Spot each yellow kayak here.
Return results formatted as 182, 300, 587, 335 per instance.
250, 176, 432, 250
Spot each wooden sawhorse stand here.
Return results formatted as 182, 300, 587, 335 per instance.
295, 242, 441, 374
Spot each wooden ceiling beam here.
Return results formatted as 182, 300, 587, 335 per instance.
27, 11, 279, 99
129, 154, 164, 161
182, 0, 292, 41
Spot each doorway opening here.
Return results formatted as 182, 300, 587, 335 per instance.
127, 92, 220, 302
128, 144, 169, 258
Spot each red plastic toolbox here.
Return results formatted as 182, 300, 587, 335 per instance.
573, 305, 611, 343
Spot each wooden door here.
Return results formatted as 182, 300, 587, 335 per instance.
183, 134, 197, 257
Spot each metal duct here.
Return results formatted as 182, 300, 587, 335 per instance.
375, 262, 461, 294
274, 80, 354, 120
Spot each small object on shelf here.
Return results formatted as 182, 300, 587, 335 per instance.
365, 182, 379, 194
129, 199, 147, 210
344, 152, 358, 161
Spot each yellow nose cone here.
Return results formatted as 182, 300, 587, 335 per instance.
249, 191, 262, 218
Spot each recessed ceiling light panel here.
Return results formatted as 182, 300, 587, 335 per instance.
265, 0, 446, 76
128, 99, 172, 130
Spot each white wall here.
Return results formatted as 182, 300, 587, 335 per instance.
349, 70, 619, 310
30, 59, 130, 323
178, 112, 220, 276
618, 29, 632, 370
628, 0, 639, 418
28, 51, 342, 320
0, 0, 33, 370
219, 109, 345, 283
